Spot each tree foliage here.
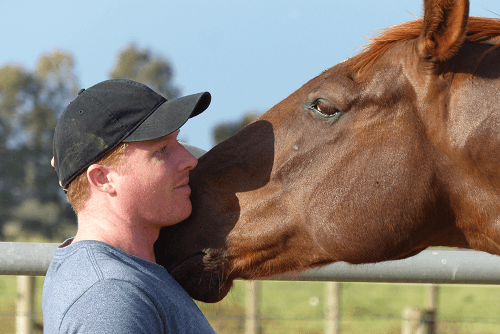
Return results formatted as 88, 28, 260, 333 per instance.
109, 43, 180, 99
0, 50, 79, 240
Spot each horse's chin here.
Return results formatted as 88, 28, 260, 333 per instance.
169, 252, 232, 303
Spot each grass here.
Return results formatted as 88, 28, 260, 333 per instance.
196, 280, 500, 334
0, 276, 44, 334
2, 277, 500, 333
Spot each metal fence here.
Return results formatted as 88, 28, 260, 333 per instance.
3, 243, 500, 283
4, 242, 500, 334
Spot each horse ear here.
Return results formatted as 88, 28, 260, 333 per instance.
418, 0, 469, 62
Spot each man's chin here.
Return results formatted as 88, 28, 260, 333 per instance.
162, 203, 192, 227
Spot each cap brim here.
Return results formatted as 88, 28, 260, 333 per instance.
123, 91, 211, 143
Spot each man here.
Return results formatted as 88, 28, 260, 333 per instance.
42, 79, 216, 333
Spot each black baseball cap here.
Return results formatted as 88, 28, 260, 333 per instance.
53, 79, 211, 189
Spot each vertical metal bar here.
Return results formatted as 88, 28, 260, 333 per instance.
424, 284, 438, 334
245, 280, 260, 334
325, 282, 341, 334
401, 307, 420, 334
427, 284, 438, 311
16, 276, 35, 334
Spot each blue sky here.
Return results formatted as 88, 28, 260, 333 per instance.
1, 0, 498, 151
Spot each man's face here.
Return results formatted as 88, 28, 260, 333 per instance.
112, 130, 198, 228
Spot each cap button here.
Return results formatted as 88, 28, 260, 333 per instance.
78, 88, 86, 95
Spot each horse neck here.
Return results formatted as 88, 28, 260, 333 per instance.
419, 39, 500, 251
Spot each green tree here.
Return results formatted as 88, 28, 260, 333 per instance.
212, 112, 260, 145
0, 50, 79, 240
109, 43, 180, 99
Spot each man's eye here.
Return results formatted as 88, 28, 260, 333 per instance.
159, 146, 168, 155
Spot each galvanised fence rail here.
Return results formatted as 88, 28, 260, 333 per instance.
2, 242, 500, 284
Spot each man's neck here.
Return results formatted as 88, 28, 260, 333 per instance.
73, 212, 159, 263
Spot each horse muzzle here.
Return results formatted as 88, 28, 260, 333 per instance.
168, 249, 232, 303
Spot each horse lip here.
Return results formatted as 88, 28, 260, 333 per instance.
168, 250, 229, 303
166, 251, 207, 273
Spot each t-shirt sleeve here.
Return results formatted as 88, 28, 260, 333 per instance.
59, 279, 165, 334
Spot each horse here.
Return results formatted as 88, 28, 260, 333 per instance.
155, 0, 500, 303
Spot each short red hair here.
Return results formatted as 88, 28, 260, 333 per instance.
66, 143, 129, 213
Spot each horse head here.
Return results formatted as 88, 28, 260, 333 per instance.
155, 0, 500, 302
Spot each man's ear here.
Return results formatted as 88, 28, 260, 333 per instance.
87, 164, 116, 195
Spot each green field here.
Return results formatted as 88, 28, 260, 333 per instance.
198, 281, 500, 333
3, 276, 500, 334
0, 276, 44, 334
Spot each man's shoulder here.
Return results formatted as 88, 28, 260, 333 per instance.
58, 278, 215, 334
43, 239, 189, 312
45, 240, 169, 291
55, 279, 165, 333
42, 240, 216, 334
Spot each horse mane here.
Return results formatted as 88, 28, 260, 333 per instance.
350, 16, 500, 81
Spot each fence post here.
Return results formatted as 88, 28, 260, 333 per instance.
16, 276, 35, 334
402, 307, 420, 334
245, 280, 261, 334
424, 284, 438, 333
427, 284, 438, 310
401, 307, 435, 334
325, 282, 341, 334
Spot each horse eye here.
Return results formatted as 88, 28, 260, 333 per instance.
311, 100, 340, 117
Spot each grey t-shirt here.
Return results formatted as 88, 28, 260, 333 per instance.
42, 239, 216, 334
